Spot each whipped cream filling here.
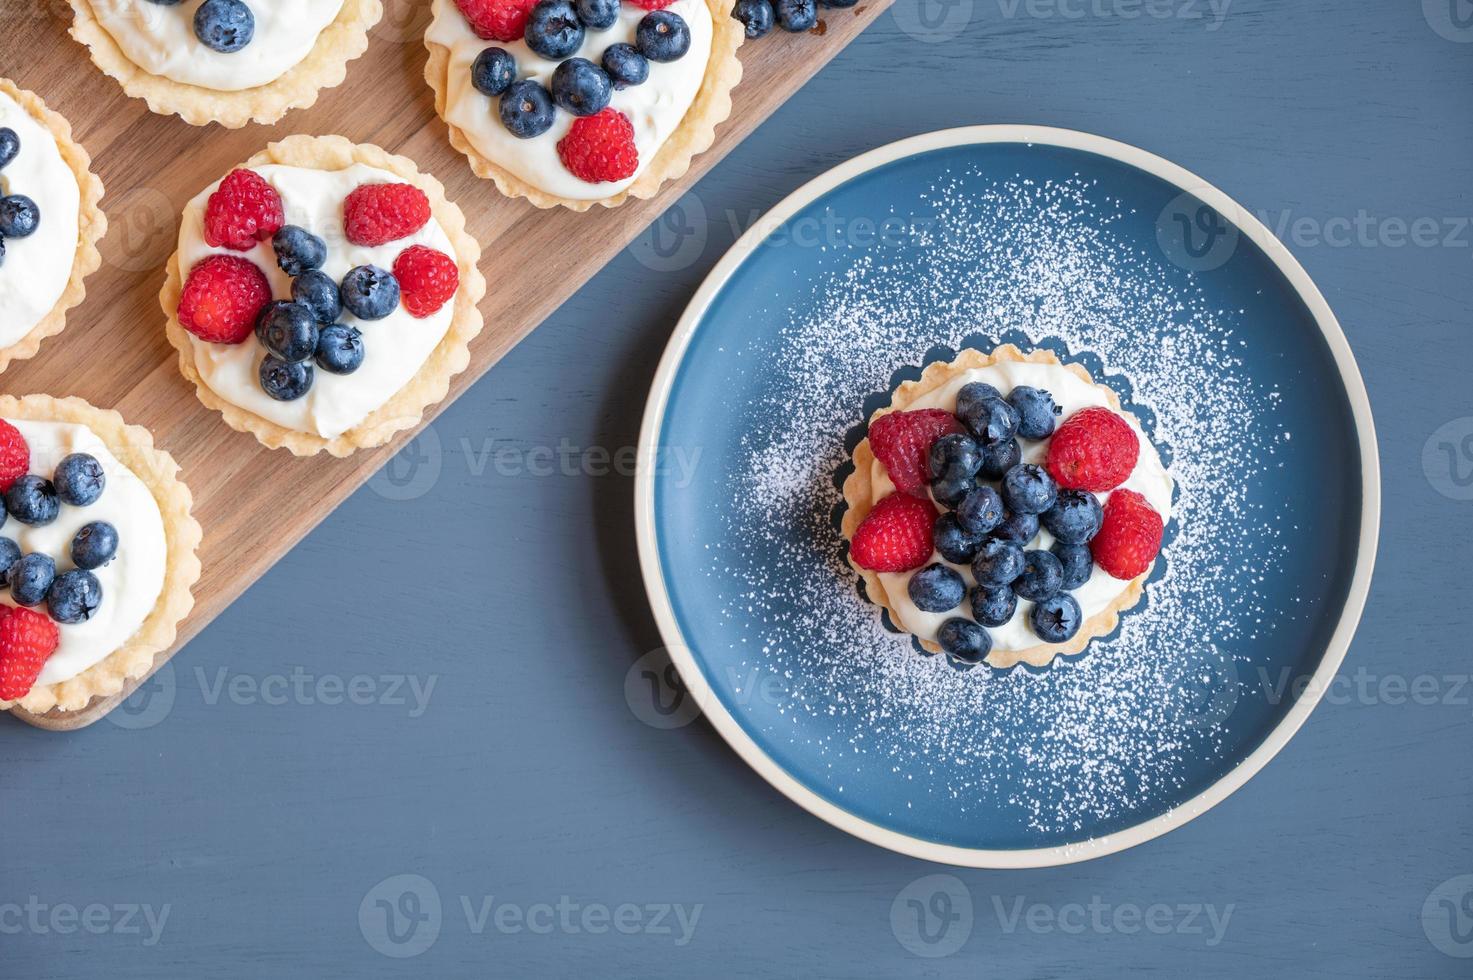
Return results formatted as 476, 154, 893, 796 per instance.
870, 362, 1174, 652
0, 420, 168, 687
178, 163, 458, 440
89, 0, 344, 91
0, 90, 80, 349
426, 0, 713, 201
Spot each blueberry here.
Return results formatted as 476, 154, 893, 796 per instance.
732, 0, 774, 37
955, 485, 1004, 536
471, 47, 518, 96
1052, 541, 1094, 590
0, 238, 7, 269
602, 44, 649, 89
525, 0, 584, 59
937, 618, 991, 665
0, 195, 39, 238
992, 507, 1039, 544
194, 0, 254, 52
252, 301, 295, 346
292, 269, 343, 325
551, 57, 612, 116
1002, 463, 1058, 515
1015, 549, 1064, 601
5, 475, 57, 526
927, 433, 981, 482
819, 0, 858, 6
259, 355, 314, 401
933, 513, 983, 564
637, 10, 691, 61
499, 80, 557, 139
575, 0, 620, 28
908, 563, 965, 613
0, 538, 17, 586
314, 324, 365, 375
955, 382, 1001, 424
71, 521, 118, 570
773, 0, 817, 31
1041, 489, 1102, 544
258, 301, 319, 362
48, 569, 102, 624
0, 128, 17, 170
972, 538, 1024, 587
962, 395, 1020, 445
970, 585, 1018, 627
53, 453, 105, 506
1030, 593, 1082, 643
1009, 385, 1060, 439
271, 225, 326, 276
930, 473, 975, 510
979, 438, 1021, 479
9, 553, 54, 606
340, 265, 400, 320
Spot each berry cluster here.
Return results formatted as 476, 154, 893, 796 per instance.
849, 379, 1165, 666
0, 421, 120, 699
145, 0, 258, 54
731, 0, 852, 39
0, 126, 41, 269
178, 170, 460, 402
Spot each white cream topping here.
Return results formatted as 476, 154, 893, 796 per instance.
177, 163, 457, 440
426, 0, 713, 201
870, 362, 1174, 652
0, 420, 168, 687
89, 0, 344, 91
0, 90, 80, 350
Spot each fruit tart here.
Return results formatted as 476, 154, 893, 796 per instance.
424, 0, 743, 210
841, 346, 1174, 670
161, 135, 486, 457
0, 396, 201, 715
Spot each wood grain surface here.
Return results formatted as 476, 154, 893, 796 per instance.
3, 0, 891, 729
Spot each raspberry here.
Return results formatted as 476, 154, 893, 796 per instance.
0, 607, 59, 701
393, 246, 460, 319
627, 0, 676, 7
178, 254, 271, 344
1090, 489, 1163, 580
203, 168, 284, 251
850, 493, 938, 573
343, 183, 432, 247
1046, 406, 1139, 492
0, 420, 29, 493
868, 409, 965, 497
557, 109, 639, 185
456, 0, 538, 40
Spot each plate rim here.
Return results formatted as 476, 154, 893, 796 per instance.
633, 124, 1381, 868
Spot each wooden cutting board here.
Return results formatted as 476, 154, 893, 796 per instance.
3, 0, 891, 730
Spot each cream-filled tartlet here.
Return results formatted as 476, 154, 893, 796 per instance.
424, 0, 742, 209
0, 79, 106, 374
842, 346, 1173, 670
0, 396, 200, 716
161, 135, 485, 457
69, 0, 382, 128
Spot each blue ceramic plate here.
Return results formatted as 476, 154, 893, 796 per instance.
635, 127, 1378, 867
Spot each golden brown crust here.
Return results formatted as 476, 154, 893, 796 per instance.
423, 0, 744, 211
840, 345, 1157, 670
160, 135, 487, 457
0, 395, 202, 715
0, 79, 106, 375
68, 0, 382, 129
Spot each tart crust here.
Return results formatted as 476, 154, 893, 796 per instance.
160, 134, 487, 457
0, 79, 106, 376
67, 0, 383, 129
423, 0, 744, 211
0, 395, 202, 715
840, 345, 1161, 670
